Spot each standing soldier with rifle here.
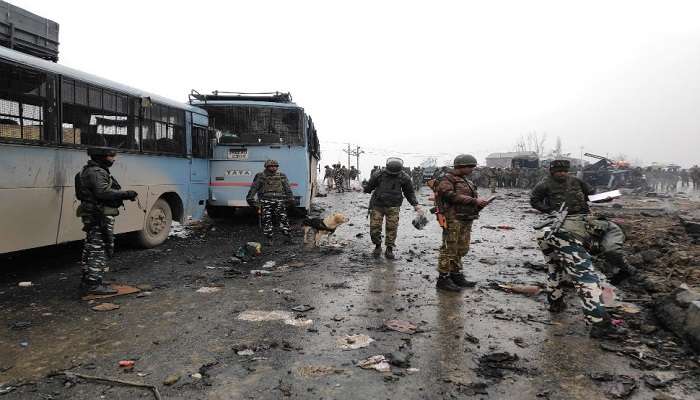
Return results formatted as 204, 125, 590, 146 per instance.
247, 160, 295, 244
75, 148, 138, 295
432, 154, 492, 292
531, 159, 627, 339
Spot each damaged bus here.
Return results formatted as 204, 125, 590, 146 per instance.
0, 45, 209, 254
189, 91, 320, 216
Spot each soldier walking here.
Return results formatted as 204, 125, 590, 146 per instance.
323, 165, 334, 190
247, 160, 295, 244
433, 154, 491, 292
530, 159, 628, 339
76, 148, 137, 295
364, 158, 422, 259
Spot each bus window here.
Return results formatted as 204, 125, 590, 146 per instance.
209, 106, 302, 145
191, 125, 209, 158
141, 104, 185, 155
61, 78, 138, 149
0, 61, 54, 142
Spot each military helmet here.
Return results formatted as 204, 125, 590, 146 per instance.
87, 147, 117, 157
550, 159, 570, 172
264, 159, 279, 168
453, 154, 477, 167
385, 157, 404, 175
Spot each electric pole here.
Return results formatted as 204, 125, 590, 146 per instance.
342, 144, 365, 179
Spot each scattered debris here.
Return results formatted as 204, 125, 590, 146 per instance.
337, 334, 374, 350
494, 283, 542, 296
8, 321, 31, 330
477, 352, 521, 380
325, 282, 351, 289
118, 360, 135, 368
291, 305, 314, 312
54, 372, 162, 400
296, 365, 343, 378
17, 282, 33, 287
464, 332, 480, 344
163, 373, 181, 386
387, 351, 412, 368
237, 349, 255, 356
589, 373, 637, 399
262, 261, 276, 269
284, 318, 314, 327
384, 319, 418, 334
196, 286, 222, 294
237, 310, 294, 322
250, 270, 271, 276
357, 355, 391, 372
169, 221, 190, 238
91, 303, 120, 312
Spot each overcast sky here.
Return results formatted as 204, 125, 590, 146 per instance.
14, 0, 700, 170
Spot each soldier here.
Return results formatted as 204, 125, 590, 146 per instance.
76, 148, 138, 295
411, 167, 423, 191
691, 165, 700, 190
364, 158, 422, 259
433, 154, 491, 292
349, 166, 359, 182
247, 160, 295, 243
334, 164, 346, 193
323, 165, 334, 190
530, 159, 627, 339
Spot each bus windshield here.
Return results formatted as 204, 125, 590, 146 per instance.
208, 105, 302, 145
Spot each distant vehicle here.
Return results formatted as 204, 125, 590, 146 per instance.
0, 45, 209, 254
582, 152, 648, 190
189, 91, 320, 216
485, 151, 539, 169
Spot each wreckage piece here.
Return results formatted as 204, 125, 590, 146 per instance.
356, 355, 391, 372
81, 284, 140, 301
336, 334, 375, 350
237, 310, 294, 322
589, 372, 637, 399
384, 319, 418, 334
56, 372, 162, 400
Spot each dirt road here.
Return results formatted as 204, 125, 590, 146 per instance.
0, 189, 697, 399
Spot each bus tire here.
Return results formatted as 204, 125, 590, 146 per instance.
136, 198, 172, 248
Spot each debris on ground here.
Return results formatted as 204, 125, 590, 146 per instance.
284, 318, 313, 327
237, 349, 255, 356
163, 373, 181, 386
589, 372, 637, 399
412, 213, 429, 230
476, 352, 521, 380
387, 351, 412, 368
250, 270, 271, 276
91, 303, 120, 312
261, 261, 276, 269
493, 283, 542, 296
296, 365, 343, 378
169, 221, 191, 238
337, 334, 375, 350
17, 282, 33, 287
357, 355, 391, 372
384, 319, 418, 334
237, 310, 294, 322
118, 360, 135, 368
196, 286, 222, 294
291, 305, 314, 312
464, 332, 480, 344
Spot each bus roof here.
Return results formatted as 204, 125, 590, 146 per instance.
190, 100, 302, 109
0, 45, 205, 115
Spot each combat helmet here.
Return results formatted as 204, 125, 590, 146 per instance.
264, 159, 279, 168
87, 147, 117, 157
453, 154, 477, 167
549, 159, 570, 172
385, 157, 404, 175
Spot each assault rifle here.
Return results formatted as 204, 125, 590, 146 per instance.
534, 202, 569, 240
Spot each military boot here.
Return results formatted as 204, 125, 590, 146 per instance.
372, 244, 382, 258
547, 296, 567, 313
436, 273, 462, 292
450, 272, 477, 288
589, 318, 628, 340
265, 236, 274, 246
385, 247, 396, 260
85, 284, 118, 295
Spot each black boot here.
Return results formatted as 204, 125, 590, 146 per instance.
265, 236, 274, 246
436, 273, 462, 292
85, 284, 118, 295
547, 296, 567, 313
590, 317, 628, 340
372, 244, 382, 258
450, 272, 476, 288
385, 247, 395, 260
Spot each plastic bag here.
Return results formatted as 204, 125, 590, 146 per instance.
412, 213, 429, 230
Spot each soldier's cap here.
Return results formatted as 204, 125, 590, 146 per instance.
264, 159, 279, 167
87, 147, 117, 157
550, 159, 570, 172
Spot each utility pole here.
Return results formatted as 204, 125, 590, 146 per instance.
354, 145, 364, 176
342, 144, 365, 179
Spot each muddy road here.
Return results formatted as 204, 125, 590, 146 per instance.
1, 189, 697, 399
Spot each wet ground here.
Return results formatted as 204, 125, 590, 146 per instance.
0, 189, 698, 399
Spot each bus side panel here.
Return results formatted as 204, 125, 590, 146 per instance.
0, 145, 62, 253
209, 160, 264, 207
188, 182, 208, 220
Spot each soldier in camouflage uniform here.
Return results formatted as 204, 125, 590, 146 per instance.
76, 148, 138, 295
247, 160, 295, 243
531, 159, 627, 339
364, 158, 422, 259
433, 154, 491, 292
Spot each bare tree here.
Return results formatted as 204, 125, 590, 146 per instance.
514, 131, 548, 157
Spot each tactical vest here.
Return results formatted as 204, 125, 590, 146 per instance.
76, 165, 122, 217
260, 172, 286, 198
372, 172, 406, 207
545, 176, 589, 214
439, 173, 480, 221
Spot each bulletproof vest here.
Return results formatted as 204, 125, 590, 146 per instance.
545, 175, 589, 214
372, 172, 406, 207
439, 173, 480, 220
261, 172, 285, 194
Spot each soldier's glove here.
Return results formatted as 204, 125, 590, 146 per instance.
124, 190, 138, 201
247, 198, 257, 207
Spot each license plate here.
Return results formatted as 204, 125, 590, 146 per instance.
227, 149, 248, 160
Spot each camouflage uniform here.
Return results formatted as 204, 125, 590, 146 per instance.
436, 170, 481, 274
334, 165, 345, 193
76, 157, 136, 287
364, 164, 418, 250
247, 164, 294, 239
531, 168, 623, 325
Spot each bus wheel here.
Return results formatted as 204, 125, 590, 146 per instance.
136, 198, 172, 248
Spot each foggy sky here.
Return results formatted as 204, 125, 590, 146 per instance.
14, 0, 700, 171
